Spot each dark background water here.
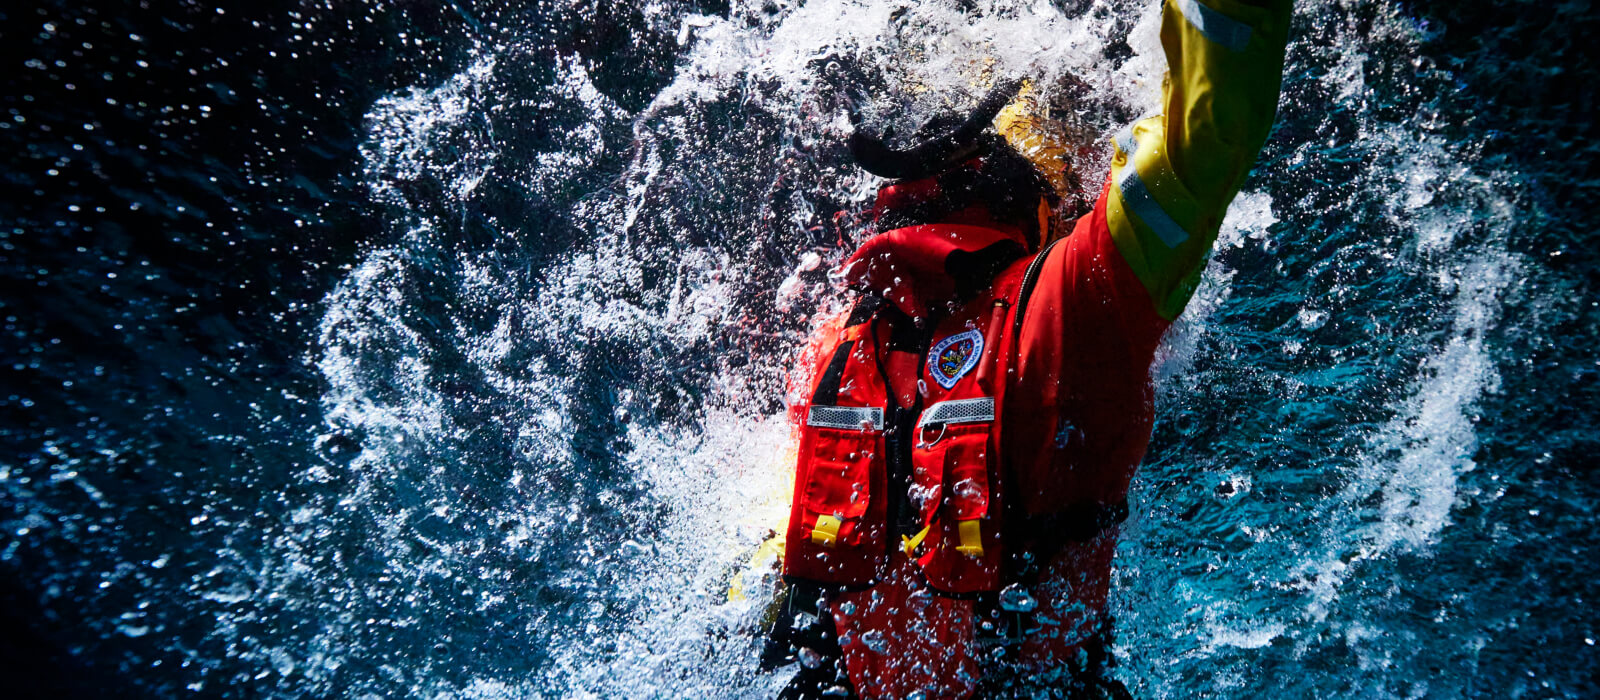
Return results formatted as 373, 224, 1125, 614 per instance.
2, 0, 1597, 697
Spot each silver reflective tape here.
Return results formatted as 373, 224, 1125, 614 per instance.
1175, 0, 1252, 52
916, 397, 995, 430
1118, 164, 1191, 248
1114, 125, 1137, 159
807, 405, 885, 431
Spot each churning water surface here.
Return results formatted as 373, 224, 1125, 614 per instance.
2, 0, 1597, 697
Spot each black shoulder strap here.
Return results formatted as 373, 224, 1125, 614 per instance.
811, 340, 854, 406
812, 295, 885, 405
845, 293, 883, 326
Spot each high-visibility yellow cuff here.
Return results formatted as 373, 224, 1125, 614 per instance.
811, 514, 841, 548
956, 520, 984, 558
900, 524, 933, 555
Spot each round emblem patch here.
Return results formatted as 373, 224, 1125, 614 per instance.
928, 329, 984, 390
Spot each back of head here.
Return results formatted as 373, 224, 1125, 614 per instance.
850, 80, 1059, 252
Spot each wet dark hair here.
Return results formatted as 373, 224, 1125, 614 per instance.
870, 136, 1056, 250
850, 81, 1057, 249
848, 79, 1022, 181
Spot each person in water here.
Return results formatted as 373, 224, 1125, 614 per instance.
764, 0, 1294, 697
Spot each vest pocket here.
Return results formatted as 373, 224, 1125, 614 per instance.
911, 398, 996, 529
911, 423, 992, 532
782, 326, 889, 586
911, 404, 1002, 593
937, 424, 992, 523
798, 424, 880, 548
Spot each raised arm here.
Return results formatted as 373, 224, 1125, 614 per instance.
1108, 0, 1293, 319
1006, 0, 1293, 516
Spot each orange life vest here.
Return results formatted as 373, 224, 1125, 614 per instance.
782, 219, 1056, 595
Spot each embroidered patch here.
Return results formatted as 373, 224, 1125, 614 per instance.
927, 329, 984, 390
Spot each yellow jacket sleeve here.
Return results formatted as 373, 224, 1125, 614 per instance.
1106, 0, 1293, 320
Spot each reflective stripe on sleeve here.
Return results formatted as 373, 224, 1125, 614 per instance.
1174, 0, 1253, 52
1118, 167, 1191, 248
1113, 123, 1137, 160
1114, 130, 1192, 248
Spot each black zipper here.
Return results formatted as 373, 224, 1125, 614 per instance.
1012, 237, 1065, 338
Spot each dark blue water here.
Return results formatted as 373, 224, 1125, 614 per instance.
2, 0, 1597, 697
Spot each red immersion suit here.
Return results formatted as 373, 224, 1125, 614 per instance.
777, 1, 1293, 696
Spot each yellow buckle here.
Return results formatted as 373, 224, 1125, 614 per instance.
900, 524, 933, 555
810, 514, 841, 548
956, 519, 984, 558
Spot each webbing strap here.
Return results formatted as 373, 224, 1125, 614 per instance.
845, 294, 883, 326
898, 521, 984, 557
811, 514, 841, 548
810, 340, 855, 405
956, 519, 984, 558
900, 523, 932, 555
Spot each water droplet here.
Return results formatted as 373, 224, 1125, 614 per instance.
999, 583, 1037, 613
797, 646, 823, 669
859, 629, 888, 653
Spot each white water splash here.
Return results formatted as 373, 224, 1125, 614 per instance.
1122, 3, 1523, 694
308, 0, 1529, 696
361, 55, 499, 206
